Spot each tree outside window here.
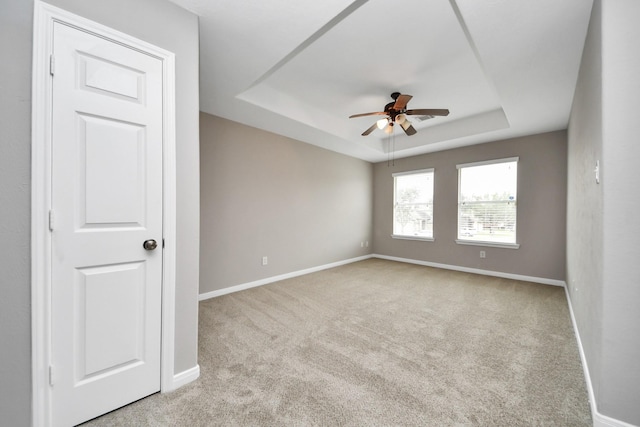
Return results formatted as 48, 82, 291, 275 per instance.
457, 158, 518, 244
393, 169, 434, 239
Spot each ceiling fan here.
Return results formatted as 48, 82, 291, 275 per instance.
349, 92, 449, 136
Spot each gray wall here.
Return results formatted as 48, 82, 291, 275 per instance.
373, 131, 567, 281
200, 113, 373, 293
0, 0, 35, 425
566, 0, 604, 416
0, 0, 200, 424
567, 0, 640, 424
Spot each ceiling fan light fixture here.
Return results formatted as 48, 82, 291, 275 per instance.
396, 114, 406, 125
384, 123, 394, 134
376, 118, 388, 130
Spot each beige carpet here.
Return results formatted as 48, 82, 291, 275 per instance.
84, 258, 591, 426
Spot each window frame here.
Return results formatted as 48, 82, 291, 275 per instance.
392, 168, 435, 242
455, 157, 520, 249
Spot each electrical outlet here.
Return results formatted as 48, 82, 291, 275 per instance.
480, 250, 486, 259
365, 241, 369, 247
360, 241, 364, 248
262, 256, 268, 266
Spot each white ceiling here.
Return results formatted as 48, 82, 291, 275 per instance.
168, 0, 593, 162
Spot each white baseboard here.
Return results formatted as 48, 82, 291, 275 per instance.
372, 254, 566, 287
165, 364, 200, 392
563, 287, 637, 427
198, 255, 373, 301
199, 254, 565, 301
594, 414, 638, 427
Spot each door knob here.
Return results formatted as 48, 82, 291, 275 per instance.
143, 239, 158, 250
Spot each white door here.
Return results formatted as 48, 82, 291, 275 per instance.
50, 22, 164, 426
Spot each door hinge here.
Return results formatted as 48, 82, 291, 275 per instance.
49, 365, 55, 386
48, 209, 55, 231
49, 54, 55, 76
162, 238, 165, 249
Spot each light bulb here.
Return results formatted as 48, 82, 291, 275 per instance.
376, 118, 388, 130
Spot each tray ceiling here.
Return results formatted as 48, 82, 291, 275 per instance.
169, 0, 593, 162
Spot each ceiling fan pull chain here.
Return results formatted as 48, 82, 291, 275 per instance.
392, 131, 396, 166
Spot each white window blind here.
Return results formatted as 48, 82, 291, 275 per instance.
393, 169, 434, 239
457, 158, 517, 245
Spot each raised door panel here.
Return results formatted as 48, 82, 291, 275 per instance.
75, 262, 145, 382
78, 114, 146, 228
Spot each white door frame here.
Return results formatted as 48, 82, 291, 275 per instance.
31, 2, 177, 425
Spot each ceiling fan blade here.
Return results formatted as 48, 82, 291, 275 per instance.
406, 108, 450, 116
361, 123, 378, 136
393, 94, 413, 110
400, 120, 417, 136
349, 111, 387, 119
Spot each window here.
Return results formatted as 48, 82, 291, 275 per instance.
457, 158, 518, 247
393, 169, 434, 240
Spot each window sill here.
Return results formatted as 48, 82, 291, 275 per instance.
455, 239, 520, 249
392, 235, 434, 242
